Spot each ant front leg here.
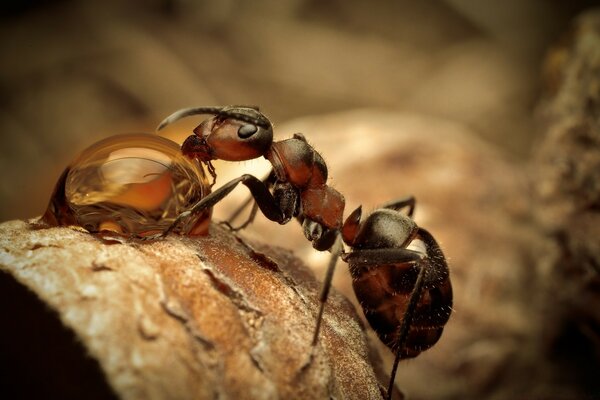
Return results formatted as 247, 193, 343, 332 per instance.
160, 174, 291, 237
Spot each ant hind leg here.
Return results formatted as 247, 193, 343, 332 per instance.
381, 196, 416, 218
386, 261, 426, 400
342, 246, 425, 400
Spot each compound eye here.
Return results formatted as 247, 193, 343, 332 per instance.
237, 124, 258, 139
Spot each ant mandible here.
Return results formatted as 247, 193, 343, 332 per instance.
155, 106, 452, 400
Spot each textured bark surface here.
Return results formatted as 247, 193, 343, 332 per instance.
0, 221, 392, 400
2, 6, 600, 400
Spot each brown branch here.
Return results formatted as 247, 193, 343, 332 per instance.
0, 220, 393, 399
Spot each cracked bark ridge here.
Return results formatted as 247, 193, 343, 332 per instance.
0, 220, 392, 399
535, 6, 600, 393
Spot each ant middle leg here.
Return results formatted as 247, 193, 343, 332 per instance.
226, 169, 276, 231
223, 201, 260, 232
311, 233, 343, 347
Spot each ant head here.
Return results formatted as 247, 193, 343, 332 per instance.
158, 106, 274, 162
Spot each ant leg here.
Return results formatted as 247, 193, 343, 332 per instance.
342, 247, 423, 267
161, 174, 286, 237
381, 196, 416, 217
302, 220, 338, 251
226, 196, 255, 226
311, 233, 343, 347
223, 202, 259, 232
386, 262, 426, 400
342, 246, 425, 400
225, 170, 276, 231
293, 132, 307, 142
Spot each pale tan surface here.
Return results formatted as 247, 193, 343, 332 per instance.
0, 220, 390, 399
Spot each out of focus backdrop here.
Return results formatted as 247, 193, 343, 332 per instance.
2, 1, 600, 400
0, 0, 595, 221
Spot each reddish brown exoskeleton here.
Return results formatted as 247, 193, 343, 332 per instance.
154, 106, 452, 400
156, 106, 345, 252
341, 199, 452, 399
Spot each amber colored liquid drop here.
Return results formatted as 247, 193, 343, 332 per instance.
43, 133, 211, 236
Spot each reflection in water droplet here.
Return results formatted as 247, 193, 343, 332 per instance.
43, 133, 211, 236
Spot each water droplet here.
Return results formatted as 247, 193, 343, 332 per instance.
43, 133, 211, 236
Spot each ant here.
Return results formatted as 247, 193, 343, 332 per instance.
154, 106, 452, 400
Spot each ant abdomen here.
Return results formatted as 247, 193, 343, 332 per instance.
349, 228, 453, 358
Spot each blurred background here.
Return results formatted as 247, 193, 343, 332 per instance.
2, 1, 599, 399
0, 0, 595, 221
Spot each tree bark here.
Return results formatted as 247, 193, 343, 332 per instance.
0, 220, 392, 399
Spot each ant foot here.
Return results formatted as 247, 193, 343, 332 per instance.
296, 345, 318, 377
219, 221, 235, 230
219, 220, 251, 232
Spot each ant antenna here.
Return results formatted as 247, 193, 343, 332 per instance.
157, 106, 224, 130
217, 109, 271, 128
157, 106, 270, 131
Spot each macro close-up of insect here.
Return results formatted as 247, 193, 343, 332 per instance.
38, 104, 453, 399
2, 3, 599, 400
144, 105, 453, 399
